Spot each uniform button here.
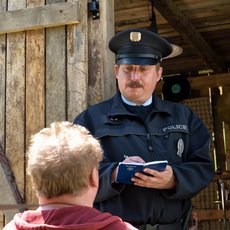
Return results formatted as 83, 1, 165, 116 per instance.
148, 146, 153, 151
110, 117, 118, 121
146, 134, 150, 140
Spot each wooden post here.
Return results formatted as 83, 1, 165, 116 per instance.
88, 0, 116, 106
0, 0, 7, 226
100, 0, 116, 100
67, 0, 88, 121
25, 0, 45, 207
211, 88, 226, 170
0, 0, 6, 149
222, 87, 230, 170
46, 0, 67, 125
5, 2, 26, 224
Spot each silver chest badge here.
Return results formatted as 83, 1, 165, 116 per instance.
177, 139, 184, 158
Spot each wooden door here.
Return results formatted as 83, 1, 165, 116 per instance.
0, 0, 115, 226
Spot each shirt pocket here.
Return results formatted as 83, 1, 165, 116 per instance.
150, 126, 189, 164
95, 116, 146, 138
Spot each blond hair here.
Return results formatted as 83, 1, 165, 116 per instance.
27, 122, 103, 199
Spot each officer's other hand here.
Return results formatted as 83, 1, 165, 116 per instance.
123, 156, 145, 164
131, 165, 176, 189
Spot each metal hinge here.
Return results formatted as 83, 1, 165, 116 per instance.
88, 0, 100, 20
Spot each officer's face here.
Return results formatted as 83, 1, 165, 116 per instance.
115, 64, 162, 105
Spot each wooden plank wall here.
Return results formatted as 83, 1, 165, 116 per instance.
0, 0, 6, 146
0, 0, 115, 228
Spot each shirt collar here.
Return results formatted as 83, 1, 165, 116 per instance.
108, 92, 172, 117
121, 95, 152, 106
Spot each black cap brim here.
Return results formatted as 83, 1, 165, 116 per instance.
117, 57, 159, 65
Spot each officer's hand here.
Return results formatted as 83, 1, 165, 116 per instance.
111, 156, 145, 183
131, 165, 176, 189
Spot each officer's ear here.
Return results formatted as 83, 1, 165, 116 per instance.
156, 66, 163, 82
114, 64, 119, 78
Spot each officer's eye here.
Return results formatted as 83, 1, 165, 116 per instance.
123, 66, 133, 73
139, 67, 150, 72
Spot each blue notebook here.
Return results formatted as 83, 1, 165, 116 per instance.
115, 160, 168, 184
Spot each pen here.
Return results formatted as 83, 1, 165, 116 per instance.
124, 155, 128, 159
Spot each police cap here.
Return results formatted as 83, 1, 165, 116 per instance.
109, 28, 180, 65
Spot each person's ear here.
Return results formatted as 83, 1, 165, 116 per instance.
89, 167, 99, 188
156, 66, 163, 82
114, 65, 119, 79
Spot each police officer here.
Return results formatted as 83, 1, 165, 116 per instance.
74, 28, 215, 230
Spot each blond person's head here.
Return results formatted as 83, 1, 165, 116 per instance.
27, 121, 103, 199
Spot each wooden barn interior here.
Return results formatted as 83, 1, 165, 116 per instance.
0, 0, 230, 229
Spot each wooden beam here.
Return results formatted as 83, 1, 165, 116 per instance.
156, 72, 230, 93
0, 204, 37, 210
0, 2, 79, 35
154, 0, 226, 73
195, 209, 230, 220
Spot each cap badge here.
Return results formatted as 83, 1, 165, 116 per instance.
130, 32, 141, 42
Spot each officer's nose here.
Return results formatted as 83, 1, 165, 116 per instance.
130, 70, 141, 81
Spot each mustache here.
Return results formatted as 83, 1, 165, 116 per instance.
126, 82, 143, 88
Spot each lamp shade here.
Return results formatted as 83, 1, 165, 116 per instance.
162, 77, 191, 102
